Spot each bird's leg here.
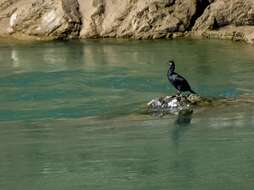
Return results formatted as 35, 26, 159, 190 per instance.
176, 90, 181, 96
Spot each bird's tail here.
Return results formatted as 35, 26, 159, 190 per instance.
189, 89, 197, 94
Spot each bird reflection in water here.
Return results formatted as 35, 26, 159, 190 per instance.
175, 109, 193, 126
172, 109, 193, 145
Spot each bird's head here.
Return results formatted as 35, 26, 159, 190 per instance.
168, 60, 175, 72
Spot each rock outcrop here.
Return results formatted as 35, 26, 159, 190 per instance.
0, 0, 253, 43
146, 93, 253, 117
147, 94, 212, 116
192, 0, 254, 44
78, 0, 209, 39
0, 0, 81, 40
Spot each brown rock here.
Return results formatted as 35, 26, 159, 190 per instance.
78, 0, 201, 39
193, 0, 254, 30
245, 30, 254, 44
0, 0, 81, 40
192, 0, 254, 43
0, 0, 253, 44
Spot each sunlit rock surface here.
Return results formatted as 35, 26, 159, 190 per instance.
0, 0, 253, 43
192, 0, 254, 44
0, 0, 81, 40
78, 0, 200, 39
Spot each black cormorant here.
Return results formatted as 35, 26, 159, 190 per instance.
167, 60, 196, 94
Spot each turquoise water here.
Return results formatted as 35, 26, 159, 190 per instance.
0, 39, 254, 190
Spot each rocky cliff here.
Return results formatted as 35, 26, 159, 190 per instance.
0, 0, 81, 40
192, 0, 254, 44
0, 0, 253, 43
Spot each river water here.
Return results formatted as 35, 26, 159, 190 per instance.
0, 39, 254, 190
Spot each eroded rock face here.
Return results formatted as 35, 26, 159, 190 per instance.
77, 0, 205, 39
0, 0, 81, 40
0, 0, 253, 43
192, 0, 254, 44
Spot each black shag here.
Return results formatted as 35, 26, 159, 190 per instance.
167, 60, 196, 94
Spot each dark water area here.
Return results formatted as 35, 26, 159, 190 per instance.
0, 39, 254, 190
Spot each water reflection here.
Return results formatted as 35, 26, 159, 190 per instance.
11, 49, 19, 68
175, 110, 193, 126
0, 39, 254, 189
0, 39, 254, 121
172, 110, 193, 146
0, 40, 254, 96
0, 41, 85, 74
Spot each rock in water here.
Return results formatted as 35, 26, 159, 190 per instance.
147, 94, 211, 115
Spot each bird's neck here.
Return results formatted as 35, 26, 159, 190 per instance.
167, 68, 174, 76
